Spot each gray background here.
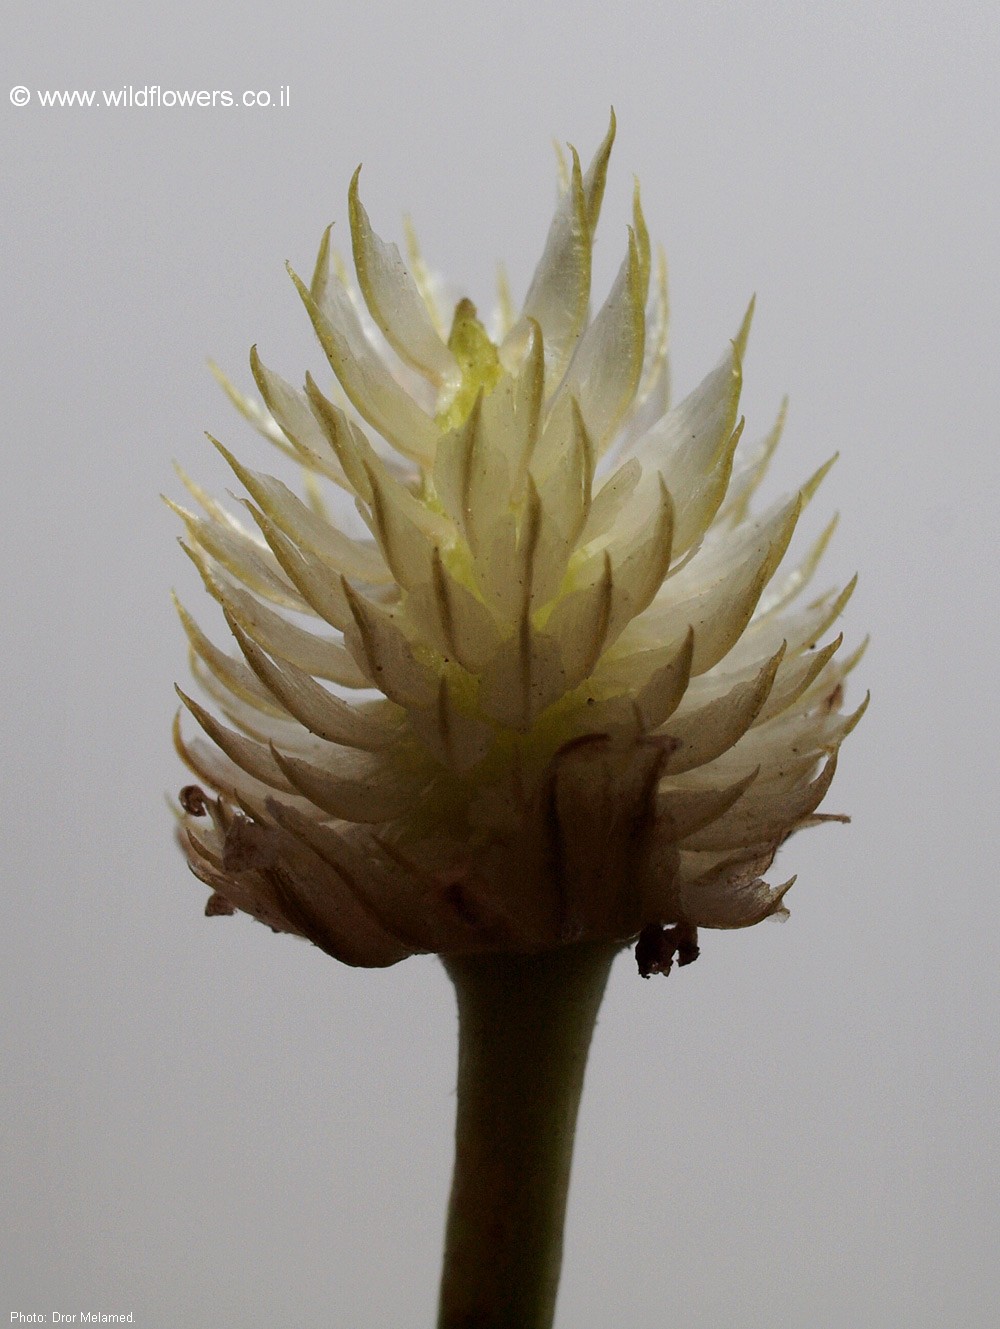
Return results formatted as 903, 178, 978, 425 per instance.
3, 2, 997, 1325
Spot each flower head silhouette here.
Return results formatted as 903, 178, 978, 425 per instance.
171, 114, 866, 978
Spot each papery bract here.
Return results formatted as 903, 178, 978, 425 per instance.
171, 114, 866, 976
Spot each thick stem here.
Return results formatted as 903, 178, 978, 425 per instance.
437, 942, 617, 1329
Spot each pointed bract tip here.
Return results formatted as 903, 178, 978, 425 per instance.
734, 295, 756, 360
800, 453, 839, 504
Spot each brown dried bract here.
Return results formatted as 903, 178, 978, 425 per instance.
179, 784, 208, 816
635, 921, 700, 978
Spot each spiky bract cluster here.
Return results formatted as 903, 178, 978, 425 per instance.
172, 116, 866, 972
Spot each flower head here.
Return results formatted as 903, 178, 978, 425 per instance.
171, 115, 866, 975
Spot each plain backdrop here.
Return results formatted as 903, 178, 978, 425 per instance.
2, 2, 997, 1326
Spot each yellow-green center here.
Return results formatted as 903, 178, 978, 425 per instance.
436, 298, 502, 431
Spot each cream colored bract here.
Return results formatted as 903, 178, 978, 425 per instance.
171, 115, 866, 973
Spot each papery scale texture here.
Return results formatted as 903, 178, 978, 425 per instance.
172, 116, 866, 971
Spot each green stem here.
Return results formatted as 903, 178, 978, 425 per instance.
437, 942, 617, 1329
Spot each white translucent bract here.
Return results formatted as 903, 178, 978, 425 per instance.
172, 116, 866, 971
